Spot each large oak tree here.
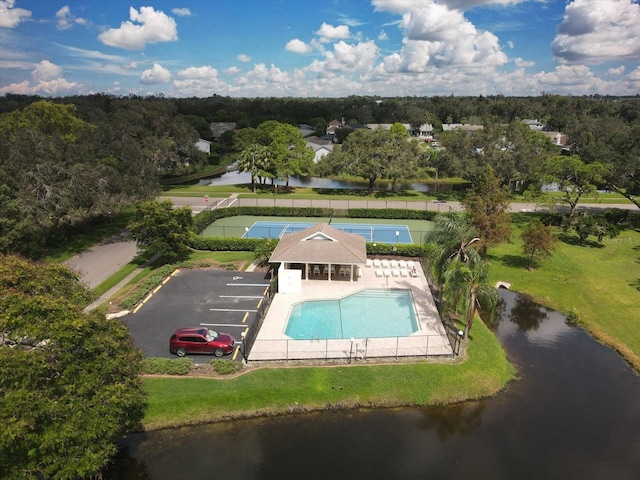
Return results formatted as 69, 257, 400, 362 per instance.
0, 255, 146, 479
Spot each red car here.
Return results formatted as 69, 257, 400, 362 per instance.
170, 327, 236, 357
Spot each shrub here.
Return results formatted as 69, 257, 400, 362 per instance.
565, 307, 580, 326
142, 357, 193, 375
210, 359, 243, 375
367, 242, 426, 257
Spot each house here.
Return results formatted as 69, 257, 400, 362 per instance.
195, 138, 212, 154
209, 122, 237, 141
441, 123, 484, 132
326, 119, 343, 136
305, 136, 334, 163
269, 223, 367, 293
298, 124, 315, 137
522, 119, 545, 131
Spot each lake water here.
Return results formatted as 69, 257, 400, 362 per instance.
106, 290, 640, 479
197, 170, 465, 192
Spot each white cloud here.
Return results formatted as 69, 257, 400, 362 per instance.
171, 8, 192, 16
286, 38, 313, 54
607, 66, 625, 75
373, 0, 507, 72
237, 54, 251, 62
140, 63, 171, 84
176, 65, 218, 79
552, 0, 640, 64
223, 66, 240, 75
322, 40, 379, 72
56, 6, 87, 30
98, 6, 178, 50
315, 23, 350, 42
378, 30, 389, 41
507, 40, 514, 49
172, 65, 231, 96
32, 60, 62, 82
0, 0, 31, 28
514, 58, 535, 68
0, 60, 84, 96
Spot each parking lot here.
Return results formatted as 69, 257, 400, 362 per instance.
121, 269, 272, 363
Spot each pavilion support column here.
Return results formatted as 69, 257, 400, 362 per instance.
328, 263, 332, 281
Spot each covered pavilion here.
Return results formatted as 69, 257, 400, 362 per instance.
268, 223, 367, 283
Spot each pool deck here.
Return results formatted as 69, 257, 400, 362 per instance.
248, 261, 454, 362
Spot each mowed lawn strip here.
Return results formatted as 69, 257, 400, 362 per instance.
487, 214, 640, 370
142, 318, 515, 430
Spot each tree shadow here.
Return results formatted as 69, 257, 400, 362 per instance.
629, 278, 640, 292
492, 253, 530, 269
557, 233, 605, 248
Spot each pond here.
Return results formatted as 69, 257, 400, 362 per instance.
106, 290, 640, 479
196, 170, 466, 192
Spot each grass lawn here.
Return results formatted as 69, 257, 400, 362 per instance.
142, 317, 516, 430
487, 213, 640, 371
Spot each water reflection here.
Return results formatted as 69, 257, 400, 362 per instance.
195, 170, 464, 193
107, 289, 640, 480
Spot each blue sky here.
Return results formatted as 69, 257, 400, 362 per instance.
1, 0, 639, 98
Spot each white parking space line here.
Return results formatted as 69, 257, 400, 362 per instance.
201, 323, 248, 328
218, 295, 265, 299
226, 283, 270, 287
210, 308, 257, 312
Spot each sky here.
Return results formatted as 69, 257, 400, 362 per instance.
1, 0, 639, 98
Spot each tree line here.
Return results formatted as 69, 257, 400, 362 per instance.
1, 94, 638, 258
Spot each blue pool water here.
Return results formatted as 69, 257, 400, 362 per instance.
285, 289, 419, 340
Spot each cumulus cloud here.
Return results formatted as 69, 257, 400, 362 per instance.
552, 0, 640, 64
0, 60, 83, 96
514, 58, 534, 68
32, 60, 62, 82
286, 38, 313, 54
56, 6, 87, 30
607, 66, 625, 75
223, 65, 241, 75
322, 40, 379, 72
98, 6, 178, 50
374, 0, 507, 72
140, 63, 171, 84
171, 8, 192, 16
0, 0, 31, 28
378, 30, 389, 40
315, 23, 350, 42
172, 65, 232, 96
237, 54, 251, 62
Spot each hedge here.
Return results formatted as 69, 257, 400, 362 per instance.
189, 234, 265, 251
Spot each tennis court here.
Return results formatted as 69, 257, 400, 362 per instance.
243, 220, 413, 244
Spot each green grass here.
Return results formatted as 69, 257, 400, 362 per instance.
487, 213, 640, 370
141, 318, 516, 430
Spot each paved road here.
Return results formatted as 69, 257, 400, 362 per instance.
163, 195, 638, 214
64, 231, 140, 290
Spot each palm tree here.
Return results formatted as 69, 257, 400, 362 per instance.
442, 258, 498, 339
238, 144, 269, 193
424, 212, 481, 285
424, 212, 497, 339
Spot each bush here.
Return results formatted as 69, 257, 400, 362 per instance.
210, 359, 243, 375
565, 307, 580, 326
367, 242, 426, 257
142, 357, 193, 375
188, 234, 267, 251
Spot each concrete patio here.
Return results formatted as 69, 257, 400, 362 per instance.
247, 260, 454, 362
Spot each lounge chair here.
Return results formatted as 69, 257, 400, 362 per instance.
400, 269, 408, 277
390, 259, 398, 269
383, 269, 391, 277
375, 269, 383, 277
392, 269, 400, 277
313, 265, 320, 275
399, 260, 407, 269
381, 259, 390, 268
373, 259, 381, 268
366, 259, 373, 268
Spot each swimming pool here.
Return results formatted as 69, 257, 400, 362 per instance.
285, 289, 419, 340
